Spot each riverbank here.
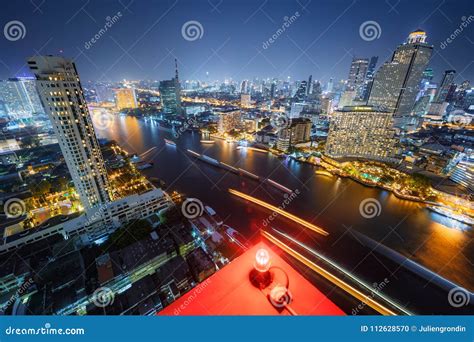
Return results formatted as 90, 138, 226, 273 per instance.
291, 154, 473, 219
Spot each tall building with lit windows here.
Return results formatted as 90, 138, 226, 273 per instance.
27, 56, 111, 211
368, 30, 433, 130
159, 59, 182, 116
0, 77, 44, 119
346, 57, 369, 99
114, 88, 138, 110
326, 106, 396, 162
434, 70, 456, 103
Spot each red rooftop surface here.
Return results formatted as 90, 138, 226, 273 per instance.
159, 242, 345, 315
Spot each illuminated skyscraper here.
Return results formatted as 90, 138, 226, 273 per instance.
159, 59, 182, 116
217, 109, 241, 134
293, 81, 307, 102
0, 77, 44, 119
27, 56, 111, 211
434, 70, 456, 103
115, 88, 138, 110
368, 30, 433, 129
361, 56, 378, 101
347, 57, 369, 99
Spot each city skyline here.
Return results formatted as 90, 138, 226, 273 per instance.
0, 0, 473, 83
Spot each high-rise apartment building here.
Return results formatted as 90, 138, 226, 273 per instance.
27, 56, 112, 211
276, 118, 312, 151
368, 30, 433, 129
326, 106, 396, 161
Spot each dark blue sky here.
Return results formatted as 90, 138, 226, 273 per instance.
1, 0, 473, 84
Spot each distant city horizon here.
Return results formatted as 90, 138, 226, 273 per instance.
1, 0, 473, 83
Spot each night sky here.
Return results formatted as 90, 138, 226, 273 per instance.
1, 0, 473, 84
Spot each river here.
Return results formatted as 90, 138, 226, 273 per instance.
95, 114, 474, 313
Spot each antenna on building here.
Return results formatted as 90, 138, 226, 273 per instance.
174, 58, 179, 82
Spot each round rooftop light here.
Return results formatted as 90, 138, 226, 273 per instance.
254, 248, 271, 272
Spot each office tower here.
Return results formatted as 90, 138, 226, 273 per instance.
321, 97, 332, 114
115, 88, 138, 110
347, 57, 369, 99
326, 78, 334, 92
217, 109, 241, 134
450, 154, 473, 192
368, 30, 433, 129
293, 81, 307, 102
27, 56, 111, 211
362, 56, 378, 101
241, 93, 251, 107
311, 81, 322, 99
0, 77, 45, 119
326, 106, 396, 161
159, 59, 182, 116
307, 75, 313, 95
240, 80, 248, 94
270, 83, 276, 99
434, 70, 456, 103
422, 68, 434, 82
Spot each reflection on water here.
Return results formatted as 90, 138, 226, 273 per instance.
94, 114, 474, 290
